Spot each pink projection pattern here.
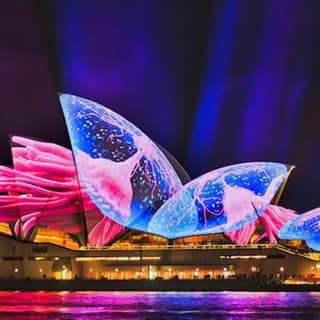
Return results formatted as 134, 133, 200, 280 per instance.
0, 136, 124, 246
225, 204, 298, 245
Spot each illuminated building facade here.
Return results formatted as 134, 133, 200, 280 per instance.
1, 232, 320, 281
0, 94, 319, 281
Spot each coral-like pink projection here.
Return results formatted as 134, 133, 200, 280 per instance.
0, 136, 124, 245
88, 216, 125, 247
222, 176, 284, 231
75, 148, 140, 221
74, 134, 180, 224
225, 204, 298, 244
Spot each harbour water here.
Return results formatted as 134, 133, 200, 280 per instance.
0, 291, 319, 319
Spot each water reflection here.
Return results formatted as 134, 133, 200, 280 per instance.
0, 291, 319, 319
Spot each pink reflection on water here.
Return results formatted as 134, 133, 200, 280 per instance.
0, 291, 319, 320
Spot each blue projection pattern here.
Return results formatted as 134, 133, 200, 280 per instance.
149, 163, 288, 238
59, 94, 183, 231
279, 208, 320, 251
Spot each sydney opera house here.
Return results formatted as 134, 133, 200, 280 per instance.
0, 93, 319, 282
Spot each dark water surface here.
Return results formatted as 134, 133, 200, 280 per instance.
0, 291, 319, 320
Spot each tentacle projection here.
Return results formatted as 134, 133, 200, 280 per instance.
224, 205, 297, 245
0, 136, 124, 246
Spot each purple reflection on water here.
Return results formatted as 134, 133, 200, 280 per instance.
0, 291, 319, 319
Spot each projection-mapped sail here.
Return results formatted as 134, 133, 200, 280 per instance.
279, 207, 320, 251
59, 93, 183, 232
148, 162, 288, 238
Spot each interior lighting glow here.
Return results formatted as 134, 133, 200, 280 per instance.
220, 255, 267, 259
